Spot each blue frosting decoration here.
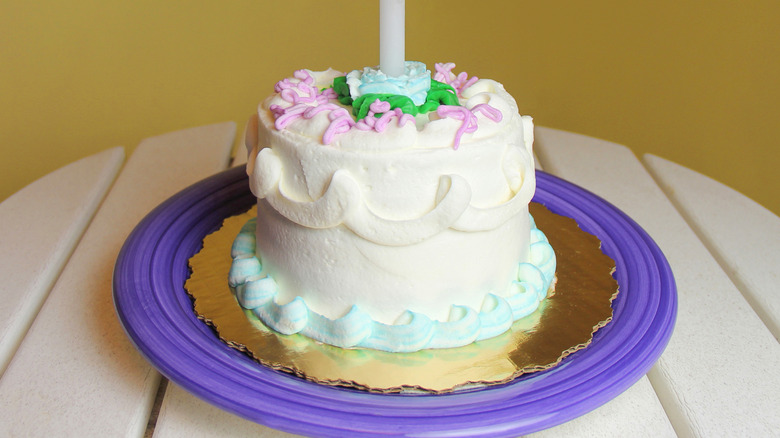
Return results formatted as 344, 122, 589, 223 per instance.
345, 61, 432, 106
228, 217, 557, 352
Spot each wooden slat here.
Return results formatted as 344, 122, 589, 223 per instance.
0, 147, 124, 376
153, 383, 296, 438
529, 130, 675, 436
155, 369, 674, 438
534, 126, 780, 437
644, 154, 780, 342
0, 123, 235, 437
531, 376, 676, 437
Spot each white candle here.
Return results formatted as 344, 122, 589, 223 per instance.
379, 0, 405, 77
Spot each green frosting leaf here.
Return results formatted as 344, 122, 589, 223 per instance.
331, 77, 460, 120
428, 80, 460, 106
332, 76, 353, 106
353, 94, 417, 119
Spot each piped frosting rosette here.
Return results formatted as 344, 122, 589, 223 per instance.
228, 215, 555, 352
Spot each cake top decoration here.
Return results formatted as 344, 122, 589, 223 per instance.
333, 70, 459, 119
267, 63, 505, 148
346, 61, 431, 106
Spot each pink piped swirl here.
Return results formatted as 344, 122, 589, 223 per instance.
268, 65, 503, 148
355, 99, 416, 134
437, 103, 503, 150
434, 63, 479, 97
270, 70, 350, 144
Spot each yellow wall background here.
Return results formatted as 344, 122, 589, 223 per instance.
2, 1, 779, 215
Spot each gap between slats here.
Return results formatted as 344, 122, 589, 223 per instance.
0, 123, 237, 437
533, 128, 780, 437
643, 156, 779, 342
0, 147, 125, 378
145, 378, 170, 438
532, 129, 681, 436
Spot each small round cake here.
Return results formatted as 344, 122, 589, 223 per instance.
230, 63, 556, 352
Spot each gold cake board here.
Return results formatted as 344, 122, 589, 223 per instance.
186, 203, 618, 393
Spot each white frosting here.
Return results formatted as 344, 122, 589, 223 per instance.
229, 216, 556, 352
243, 69, 548, 345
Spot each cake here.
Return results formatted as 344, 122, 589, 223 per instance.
229, 62, 556, 352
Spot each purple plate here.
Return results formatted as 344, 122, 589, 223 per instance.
114, 166, 676, 436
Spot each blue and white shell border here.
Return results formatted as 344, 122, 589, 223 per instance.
228, 215, 556, 353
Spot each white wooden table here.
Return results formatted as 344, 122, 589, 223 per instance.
1, 123, 778, 437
